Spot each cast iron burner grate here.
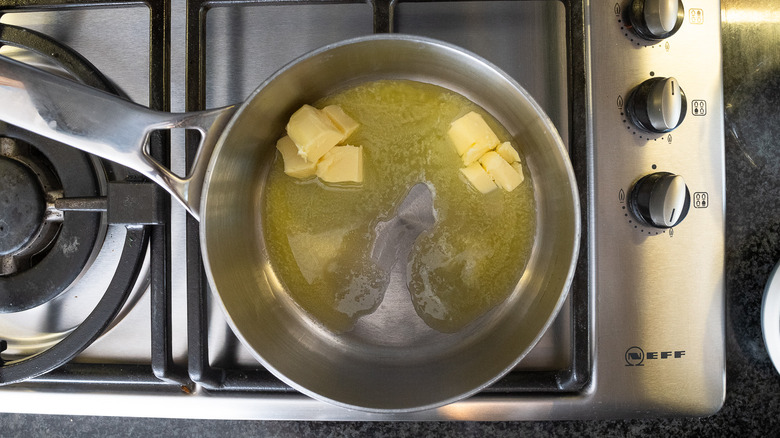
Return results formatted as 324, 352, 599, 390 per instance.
0, 1, 183, 387
184, 0, 591, 395
0, 0, 592, 400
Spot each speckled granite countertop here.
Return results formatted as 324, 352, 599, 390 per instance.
2, 0, 780, 435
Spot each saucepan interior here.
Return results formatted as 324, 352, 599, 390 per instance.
199, 35, 579, 412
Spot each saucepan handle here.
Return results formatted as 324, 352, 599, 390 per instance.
0, 55, 237, 220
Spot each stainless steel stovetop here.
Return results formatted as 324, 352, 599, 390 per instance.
0, 0, 725, 420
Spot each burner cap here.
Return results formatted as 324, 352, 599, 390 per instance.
0, 134, 102, 311
0, 157, 45, 256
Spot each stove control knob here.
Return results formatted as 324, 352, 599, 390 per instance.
625, 77, 687, 133
627, 0, 684, 40
629, 172, 691, 228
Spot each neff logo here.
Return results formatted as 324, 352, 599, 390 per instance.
625, 346, 686, 366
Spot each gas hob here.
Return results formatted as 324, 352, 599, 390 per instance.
0, 0, 725, 420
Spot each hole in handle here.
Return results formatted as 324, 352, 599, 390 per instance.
145, 128, 204, 179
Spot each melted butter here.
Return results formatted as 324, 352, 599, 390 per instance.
262, 80, 535, 333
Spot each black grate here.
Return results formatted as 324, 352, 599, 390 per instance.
0, 0, 591, 399
184, 0, 591, 395
0, 0, 190, 388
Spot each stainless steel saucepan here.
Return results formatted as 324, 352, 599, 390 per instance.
0, 35, 580, 412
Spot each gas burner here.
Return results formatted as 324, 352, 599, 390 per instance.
0, 138, 62, 276
0, 154, 51, 272
0, 21, 153, 384
0, 133, 103, 313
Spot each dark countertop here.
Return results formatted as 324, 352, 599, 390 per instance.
2, 0, 780, 435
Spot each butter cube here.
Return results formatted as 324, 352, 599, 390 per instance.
276, 136, 317, 179
287, 104, 344, 162
448, 111, 500, 165
460, 162, 498, 194
510, 161, 525, 184
480, 151, 524, 192
322, 105, 360, 142
496, 141, 521, 164
316, 145, 363, 183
